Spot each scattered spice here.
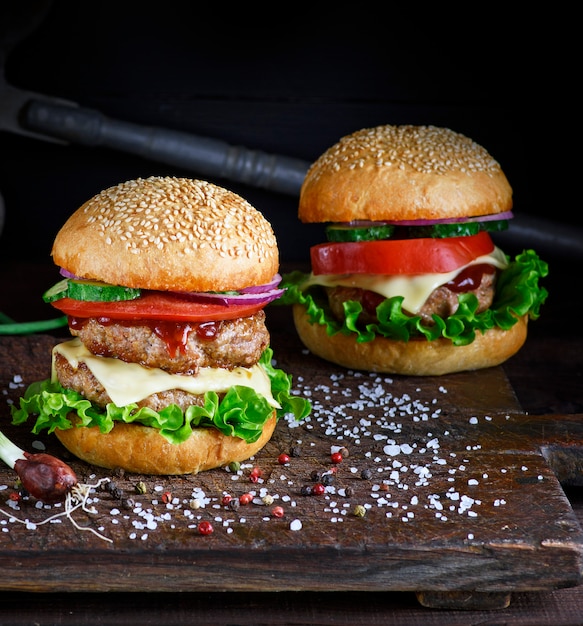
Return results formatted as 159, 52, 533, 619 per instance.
271, 506, 284, 518
228, 498, 240, 511
2, 360, 498, 545
331, 452, 343, 464
321, 473, 335, 486
106, 481, 124, 499
353, 505, 366, 518
312, 483, 326, 496
198, 521, 214, 535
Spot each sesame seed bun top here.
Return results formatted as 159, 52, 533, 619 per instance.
299, 125, 513, 223
52, 177, 279, 292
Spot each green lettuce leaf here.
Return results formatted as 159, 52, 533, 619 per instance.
10, 347, 311, 445
276, 250, 548, 347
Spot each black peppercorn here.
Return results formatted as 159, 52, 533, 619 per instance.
322, 473, 335, 486
300, 485, 313, 496
228, 498, 240, 510
361, 468, 373, 480
105, 480, 124, 499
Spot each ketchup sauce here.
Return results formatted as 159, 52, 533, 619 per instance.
362, 291, 385, 316
445, 264, 495, 293
152, 320, 221, 357
68, 317, 221, 357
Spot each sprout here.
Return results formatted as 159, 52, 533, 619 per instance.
0, 430, 78, 503
0, 314, 68, 335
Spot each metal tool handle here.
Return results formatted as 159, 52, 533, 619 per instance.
23, 100, 310, 196
18, 99, 583, 259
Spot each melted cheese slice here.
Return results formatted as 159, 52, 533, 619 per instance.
52, 338, 279, 409
303, 247, 509, 313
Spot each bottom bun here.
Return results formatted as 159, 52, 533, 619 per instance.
55, 414, 277, 475
293, 305, 528, 376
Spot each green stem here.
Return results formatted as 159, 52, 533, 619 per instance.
0, 316, 68, 335
0, 430, 25, 469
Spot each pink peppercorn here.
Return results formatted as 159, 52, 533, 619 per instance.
271, 506, 285, 518
278, 453, 290, 465
239, 493, 253, 505
331, 452, 343, 464
198, 521, 213, 535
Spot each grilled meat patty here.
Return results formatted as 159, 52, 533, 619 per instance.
54, 353, 208, 412
326, 270, 496, 326
69, 311, 269, 375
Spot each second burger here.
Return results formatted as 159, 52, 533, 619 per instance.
279, 125, 548, 376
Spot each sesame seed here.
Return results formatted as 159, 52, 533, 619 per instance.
305, 125, 503, 179
78, 176, 277, 265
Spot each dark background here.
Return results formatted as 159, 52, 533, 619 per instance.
0, 1, 574, 267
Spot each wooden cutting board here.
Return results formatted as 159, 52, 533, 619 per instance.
0, 309, 581, 610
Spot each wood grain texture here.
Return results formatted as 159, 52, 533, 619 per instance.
1, 308, 582, 607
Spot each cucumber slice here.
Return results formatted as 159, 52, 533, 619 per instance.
404, 219, 509, 239
326, 224, 395, 242
325, 220, 508, 242
42, 279, 70, 303
67, 279, 142, 302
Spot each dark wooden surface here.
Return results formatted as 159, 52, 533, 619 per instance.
0, 331, 582, 597
1, 259, 583, 624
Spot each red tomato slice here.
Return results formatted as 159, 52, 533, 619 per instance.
51, 291, 265, 321
310, 231, 495, 275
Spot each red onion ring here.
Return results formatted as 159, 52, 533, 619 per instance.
239, 273, 282, 294
184, 288, 285, 306
59, 268, 79, 279
340, 212, 514, 227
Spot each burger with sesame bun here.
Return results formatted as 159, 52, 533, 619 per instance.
279, 125, 548, 375
11, 176, 310, 475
